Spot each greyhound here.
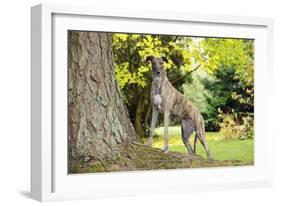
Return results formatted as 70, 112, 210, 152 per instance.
146, 56, 212, 160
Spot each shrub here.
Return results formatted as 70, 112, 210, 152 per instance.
218, 109, 254, 140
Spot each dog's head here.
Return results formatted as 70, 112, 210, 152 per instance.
146, 56, 168, 77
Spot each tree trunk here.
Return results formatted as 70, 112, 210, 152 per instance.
134, 99, 145, 138
68, 31, 136, 161
143, 104, 152, 134
133, 86, 151, 138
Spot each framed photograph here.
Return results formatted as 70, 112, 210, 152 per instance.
31, 3, 274, 201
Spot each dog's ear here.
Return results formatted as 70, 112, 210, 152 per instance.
146, 56, 154, 62
161, 56, 168, 63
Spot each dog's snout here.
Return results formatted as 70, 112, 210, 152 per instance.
156, 71, 160, 76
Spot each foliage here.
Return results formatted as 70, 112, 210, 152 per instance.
218, 109, 254, 140
200, 66, 242, 130
112, 34, 198, 137
195, 39, 254, 132
113, 34, 198, 90
183, 69, 214, 115
183, 69, 218, 130
112, 33, 254, 138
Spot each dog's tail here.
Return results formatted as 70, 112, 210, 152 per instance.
200, 114, 206, 136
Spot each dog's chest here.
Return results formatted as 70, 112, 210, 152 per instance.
153, 94, 164, 111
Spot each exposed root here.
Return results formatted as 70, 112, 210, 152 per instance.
69, 143, 252, 174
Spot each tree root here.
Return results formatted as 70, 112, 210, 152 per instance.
69, 143, 252, 174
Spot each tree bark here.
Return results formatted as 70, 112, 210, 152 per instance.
133, 86, 151, 138
134, 99, 145, 138
143, 104, 152, 134
68, 31, 136, 161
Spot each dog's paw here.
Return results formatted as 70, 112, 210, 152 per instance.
162, 147, 169, 153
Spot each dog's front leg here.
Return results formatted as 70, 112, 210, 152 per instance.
162, 111, 170, 153
146, 108, 159, 146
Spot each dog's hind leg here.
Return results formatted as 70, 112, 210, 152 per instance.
194, 134, 198, 155
195, 117, 212, 160
181, 118, 195, 155
196, 132, 211, 160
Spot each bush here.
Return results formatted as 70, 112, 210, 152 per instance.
218, 109, 254, 140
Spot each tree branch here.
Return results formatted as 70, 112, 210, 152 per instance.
171, 64, 202, 84
116, 51, 139, 66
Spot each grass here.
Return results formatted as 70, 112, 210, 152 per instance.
152, 126, 254, 163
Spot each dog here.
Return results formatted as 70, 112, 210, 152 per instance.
146, 56, 212, 160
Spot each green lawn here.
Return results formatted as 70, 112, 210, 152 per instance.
152, 126, 254, 163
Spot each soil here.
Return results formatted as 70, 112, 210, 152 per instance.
69, 142, 252, 174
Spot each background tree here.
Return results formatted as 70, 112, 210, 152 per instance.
68, 31, 137, 162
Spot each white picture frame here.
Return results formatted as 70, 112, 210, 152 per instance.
31, 3, 274, 202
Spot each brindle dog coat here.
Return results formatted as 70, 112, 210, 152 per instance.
146, 56, 212, 160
